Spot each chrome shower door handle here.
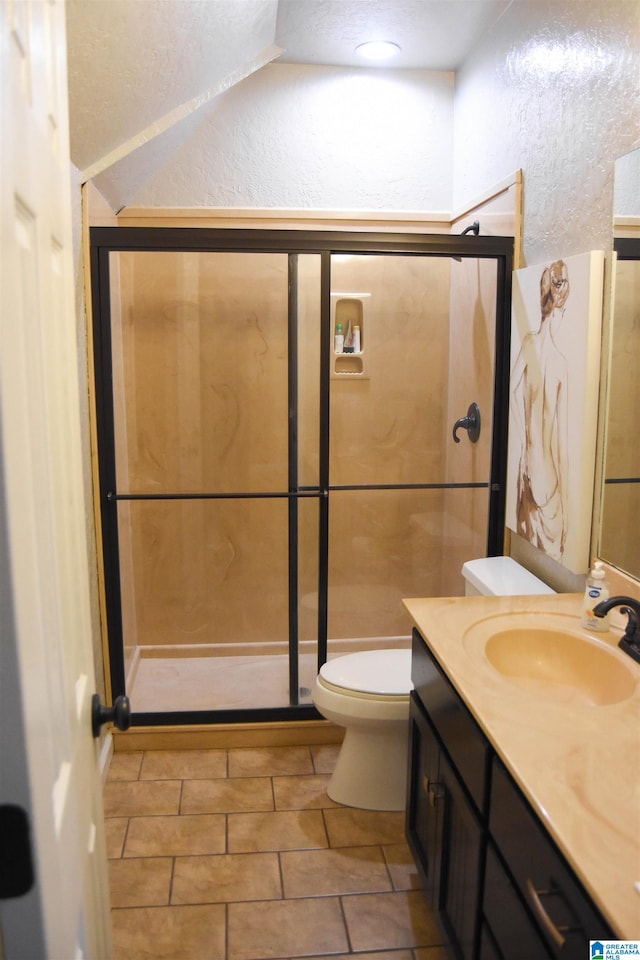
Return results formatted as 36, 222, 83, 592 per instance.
452, 402, 481, 443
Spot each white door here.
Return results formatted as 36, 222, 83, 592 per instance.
0, 1, 112, 957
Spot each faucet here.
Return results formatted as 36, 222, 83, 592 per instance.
593, 596, 640, 664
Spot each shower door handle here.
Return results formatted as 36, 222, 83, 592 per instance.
452, 402, 481, 443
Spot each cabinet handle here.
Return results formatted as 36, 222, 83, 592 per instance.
525, 878, 572, 948
421, 776, 444, 807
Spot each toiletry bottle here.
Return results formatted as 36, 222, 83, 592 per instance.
334, 323, 344, 353
353, 324, 361, 353
343, 319, 353, 353
581, 561, 610, 631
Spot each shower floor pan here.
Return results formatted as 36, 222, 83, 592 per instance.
126, 637, 410, 713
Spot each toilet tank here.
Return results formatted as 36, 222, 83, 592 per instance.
462, 557, 555, 596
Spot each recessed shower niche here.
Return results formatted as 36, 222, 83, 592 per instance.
331, 292, 370, 378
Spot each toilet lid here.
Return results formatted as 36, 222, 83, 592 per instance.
319, 649, 412, 696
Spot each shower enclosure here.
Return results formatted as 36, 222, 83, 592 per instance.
90, 228, 513, 725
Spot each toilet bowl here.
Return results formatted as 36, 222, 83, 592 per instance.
313, 557, 555, 812
312, 649, 412, 811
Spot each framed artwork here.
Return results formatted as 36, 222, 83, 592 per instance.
506, 250, 605, 573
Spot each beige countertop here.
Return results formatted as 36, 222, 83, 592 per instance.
403, 592, 640, 939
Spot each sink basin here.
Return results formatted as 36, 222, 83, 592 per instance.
464, 615, 638, 706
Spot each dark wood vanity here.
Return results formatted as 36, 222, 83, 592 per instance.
406, 627, 616, 959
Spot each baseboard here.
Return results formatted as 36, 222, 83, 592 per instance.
113, 719, 344, 752
97, 731, 114, 782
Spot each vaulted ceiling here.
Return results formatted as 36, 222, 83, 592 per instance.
65, 0, 510, 207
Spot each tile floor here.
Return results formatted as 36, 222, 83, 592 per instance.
104, 743, 448, 960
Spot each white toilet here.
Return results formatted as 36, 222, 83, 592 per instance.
313, 556, 554, 811
461, 556, 555, 597
312, 648, 413, 811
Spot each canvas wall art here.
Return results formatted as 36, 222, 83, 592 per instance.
506, 250, 605, 573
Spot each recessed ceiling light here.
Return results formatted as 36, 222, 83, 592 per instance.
355, 41, 401, 62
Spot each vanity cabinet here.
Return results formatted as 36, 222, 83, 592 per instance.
407, 696, 484, 959
407, 628, 615, 960
487, 757, 613, 958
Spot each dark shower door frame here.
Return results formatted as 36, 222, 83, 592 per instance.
89, 227, 513, 726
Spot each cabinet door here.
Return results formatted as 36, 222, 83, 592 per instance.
478, 922, 504, 960
439, 750, 483, 960
412, 629, 490, 813
407, 694, 444, 908
490, 758, 614, 955
407, 695, 483, 960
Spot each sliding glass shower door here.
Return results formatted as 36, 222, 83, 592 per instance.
326, 252, 497, 649
90, 228, 512, 725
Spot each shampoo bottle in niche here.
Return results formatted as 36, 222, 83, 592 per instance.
581, 561, 610, 631
334, 323, 344, 353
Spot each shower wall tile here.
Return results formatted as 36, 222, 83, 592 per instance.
123, 814, 226, 858
180, 776, 274, 814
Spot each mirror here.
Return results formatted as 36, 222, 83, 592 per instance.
598, 148, 640, 579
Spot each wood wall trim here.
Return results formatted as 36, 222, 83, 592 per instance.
113, 720, 344, 751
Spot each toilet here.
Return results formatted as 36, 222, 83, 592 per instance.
313, 556, 555, 811
461, 556, 555, 597
312, 649, 412, 810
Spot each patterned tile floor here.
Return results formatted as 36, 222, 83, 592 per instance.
104, 743, 448, 960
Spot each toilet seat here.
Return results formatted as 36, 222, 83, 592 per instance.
319, 649, 412, 696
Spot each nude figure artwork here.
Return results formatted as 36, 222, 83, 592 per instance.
510, 260, 570, 561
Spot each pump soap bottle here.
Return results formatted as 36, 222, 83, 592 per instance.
334, 323, 344, 353
581, 561, 610, 631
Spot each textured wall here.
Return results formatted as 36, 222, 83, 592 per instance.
453, 1, 640, 591
131, 63, 455, 210
454, 0, 640, 265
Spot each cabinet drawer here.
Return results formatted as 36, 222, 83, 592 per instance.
490, 757, 614, 955
412, 628, 490, 813
483, 842, 553, 959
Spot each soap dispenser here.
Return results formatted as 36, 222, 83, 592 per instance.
581, 561, 610, 631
